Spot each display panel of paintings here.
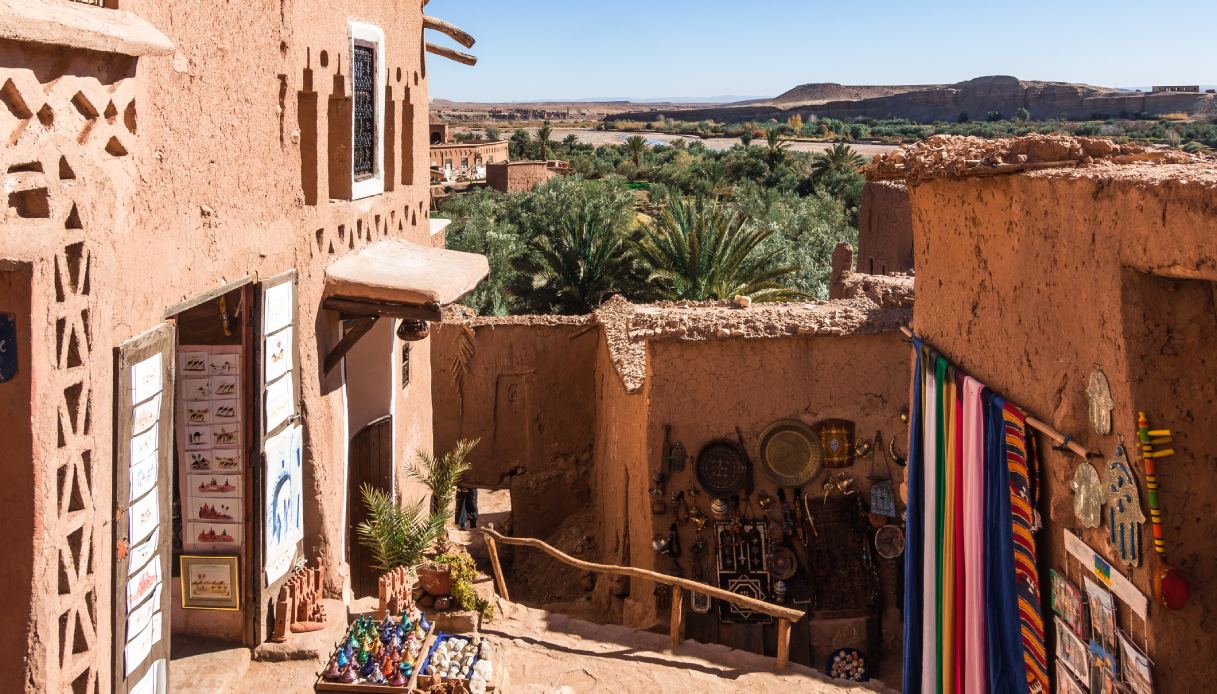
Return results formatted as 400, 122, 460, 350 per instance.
1051, 569, 1088, 639
1085, 576, 1119, 677
113, 323, 175, 694
259, 270, 302, 591
1056, 616, 1091, 684
177, 344, 244, 553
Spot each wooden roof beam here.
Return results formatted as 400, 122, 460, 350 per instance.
425, 42, 477, 66
423, 15, 475, 48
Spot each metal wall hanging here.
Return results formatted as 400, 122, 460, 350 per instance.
1106, 445, 1145, 568
866, 431, 897, 520
1086, 369, 1114, 436
696, 439, 749, 497
874, 524, 905, 560
817, 419, 855, 468
770, 547, 797, 581
663, 425, 686, 472
756, 419, 823, 487
1070, 461, 1104, 529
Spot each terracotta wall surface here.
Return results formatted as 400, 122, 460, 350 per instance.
0, 0, 438, 687
486, 161, 557, 193
430, 320, 598, 538
857, 181, 914, 274
429, 140, 509, 167
907, 164, 1217, 692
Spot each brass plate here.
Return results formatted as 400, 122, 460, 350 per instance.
756, 420, 823, 487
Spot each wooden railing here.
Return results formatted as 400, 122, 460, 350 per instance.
479, 526, 806, 672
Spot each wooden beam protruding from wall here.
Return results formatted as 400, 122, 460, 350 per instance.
425, 42, 477, 66
423, 16, 475, 48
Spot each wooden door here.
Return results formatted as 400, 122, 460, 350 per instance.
113, 323, 175, 694
348, 415, 394, 598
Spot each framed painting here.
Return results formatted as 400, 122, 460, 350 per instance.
180, 555, 240, 610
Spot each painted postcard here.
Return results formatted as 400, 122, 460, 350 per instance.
208, 375, 239, 399
185, 404, 210, 425
187, 450, 212, 472
129, 455, 158, 503
1057, 616, 1091, 683
190, 473, 242, 498
131, 353, 162, 405
178, 351, 207, 375
212, 448, 241, 472
265, 327, 293, 382
263, 281, 293, 333
189, 522, 241, 552
188, 497, 241, 523
132, 393, 162, 434
128, 489, 159, 545
211, 398, 239, 423
183, 377, 210, 402
212, 423, 240, 449
184, 426, 211, 451
208, 352, 240, 376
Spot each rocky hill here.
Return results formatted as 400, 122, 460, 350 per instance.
607, 75, 1217, 124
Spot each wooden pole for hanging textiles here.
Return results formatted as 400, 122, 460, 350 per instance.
899, 326, 1095, 460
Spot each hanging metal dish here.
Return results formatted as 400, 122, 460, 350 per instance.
696, 439, 749, 497
771, 546, 798, 581
756, 419, 823, 487
875, 524, 905, 560
817, 419, 855, 468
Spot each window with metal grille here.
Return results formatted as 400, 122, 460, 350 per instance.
352, 42, 376, 180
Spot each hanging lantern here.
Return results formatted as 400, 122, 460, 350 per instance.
396, 319, 430, 342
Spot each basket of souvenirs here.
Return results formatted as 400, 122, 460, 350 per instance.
315, 610, 435, 691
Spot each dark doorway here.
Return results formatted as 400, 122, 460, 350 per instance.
347, 415, 393, 598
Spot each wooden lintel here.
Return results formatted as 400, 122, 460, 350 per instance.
423, 16, 475, 48
322, 296, 443, 322
324, 316, 378, 374
425, 42, 477, 66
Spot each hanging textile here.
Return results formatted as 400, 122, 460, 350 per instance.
903, 338, 1045, 694
902, 342, 926, 694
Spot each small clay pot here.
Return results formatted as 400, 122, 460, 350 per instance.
417, 565, 453, 597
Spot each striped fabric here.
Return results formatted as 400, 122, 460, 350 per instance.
1003, 405, 1048, 693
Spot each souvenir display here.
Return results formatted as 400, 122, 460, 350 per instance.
1050, 570, 1088, 638
1056, 616, 1091, 683
816, 419, 855, 468
696, 439, 749, 497
1084, 576, 1118, 675
1106, 445, 1145, 568
420, 634, 493, 687
1087, 369, 1115, 436
755, 419, 822, 487
1071, 461, 1105, 529
177, 345, 244, 553
1136, 412, 1190, 610
714, 518, 771, 624
826, 648, 868, 681
903, 341, 1049, 694
318, 611, 433, 690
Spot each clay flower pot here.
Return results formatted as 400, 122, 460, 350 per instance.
417, 565, 452, 597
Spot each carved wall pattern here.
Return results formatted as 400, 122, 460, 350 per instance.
1, 66, 135, 693
309, 199, 427, 259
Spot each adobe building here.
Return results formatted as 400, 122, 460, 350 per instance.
428, 121, 508, 183
856, 180, 914, 275
485, 160, 567, 193
0, 0, 485, 692
871, 134, 1217, 692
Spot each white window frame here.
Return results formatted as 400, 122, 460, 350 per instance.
349, 20, 386, 200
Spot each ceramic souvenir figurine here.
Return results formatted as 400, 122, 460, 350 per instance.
1106, 445, 1145, 568
1070, 461, 1104, 529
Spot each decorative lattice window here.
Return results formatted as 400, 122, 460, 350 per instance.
352, 42, 376, 180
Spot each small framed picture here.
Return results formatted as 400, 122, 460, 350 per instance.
180, 555, 240, 610
1056, 616, 1090, 683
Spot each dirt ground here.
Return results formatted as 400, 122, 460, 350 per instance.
234, 596, 895, 694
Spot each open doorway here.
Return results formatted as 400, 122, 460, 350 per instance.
343, 317, 396, 598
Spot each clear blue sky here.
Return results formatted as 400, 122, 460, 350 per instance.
424, 0, 1217, 102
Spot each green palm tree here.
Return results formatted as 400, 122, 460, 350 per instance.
740, 129, 754, 147
809, 142, 867, 182
624, 135, 648, 167
511, 198, 639, 314
764, 128, 791, 166
562, 133, 580, 155
697, 160, 731, 200
636, 195, 806, 302
538, 121, 553, 160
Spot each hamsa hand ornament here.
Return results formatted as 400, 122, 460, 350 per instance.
1106, 445, 1145, 568
1071, 461, 1104, 529
1086, 369, 1115, 436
